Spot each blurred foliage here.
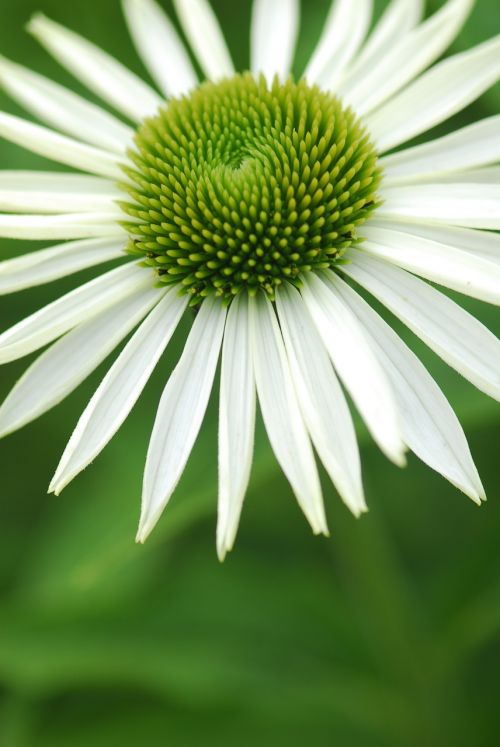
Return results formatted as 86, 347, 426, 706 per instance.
0, 0, 499, 745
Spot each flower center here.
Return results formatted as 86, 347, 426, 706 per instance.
120, 73, 381, 304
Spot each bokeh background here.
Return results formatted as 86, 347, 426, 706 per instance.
0, 0, 499, 744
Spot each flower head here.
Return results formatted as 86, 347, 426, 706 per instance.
0, 0, 499, 559
122, 73, 380, 302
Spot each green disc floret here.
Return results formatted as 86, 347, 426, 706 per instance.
120, 72, 381, 304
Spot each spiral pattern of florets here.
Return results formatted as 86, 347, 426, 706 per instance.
120, 73, 381, 303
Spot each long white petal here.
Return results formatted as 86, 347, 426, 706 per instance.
341, 0, 473, 116
372, 221, 500, 267
0, 212, 123, 241
347, 0, 424, 78
301, 272, 406, 465
50, 288, 187, 495
378, 184, 500, 231
304, 0, 372, 88
0, 262, 148, 364
0, 172, 121, 214
249, 293, 328, 534
276, 283, 366, 516
217, 294, 255, 561
172, 0, 234, 81
27, 13, 162, 122
343, 254, 500, 402
0, 237, 125, 295
367, 35, 500, 153
381, 116, 500, 184
0, 112, 122, 179
0, 55, 133, 153
0, 285, 164, 438
334, 277, 485, 504
122, 0, 198, 98
361, 224, 500, 304
138, 296, 226, 542
422, 167, 500, 185
251, 0, 299, 83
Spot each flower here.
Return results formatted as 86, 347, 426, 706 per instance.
0, 0, 499, 559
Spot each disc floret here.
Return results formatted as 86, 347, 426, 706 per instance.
120, 73, 381, 303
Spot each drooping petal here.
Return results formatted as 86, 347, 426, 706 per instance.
0, 212, 123, 241
0, 55, 133, 153
122, 0, 198, 98
378, 183, 500, 230
251, 0, 299, 83
27, 13, 162, 122
374, 221, 500, 267
0, 285, 164, 438
334, 276, 485, 504
276, 283, 366, 517
367, 35, 500, 153
341, 0, 474, 116
301, 272, 407, 466
424, 167, 500, 185
346, 0, 424, 79
361, 223, 500, 305
0, 237, 125, 295
249, 293, 328, 535
138, 296, 227, 542
172, 0, 234, 81
304, 0, 372, 88
0, 172, 121, 214
343, 254, 500, 402
0, 262, 148, 364
0, 112, 122, 179
217, 294, 256, 561
381, 116, 500, 185
49, 288, 187, 496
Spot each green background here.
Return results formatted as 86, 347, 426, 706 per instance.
0, 1, 499, 744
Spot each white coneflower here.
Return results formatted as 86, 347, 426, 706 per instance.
0, 0, 499, 559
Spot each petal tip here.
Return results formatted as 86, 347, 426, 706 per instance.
26, 12, 47, 36
216, 545, 229, 563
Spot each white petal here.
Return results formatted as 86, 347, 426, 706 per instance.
0, 285, 164, 438
122, 0, 198, 98
341, 0, 473, 116
378, 184, 500, 231
249, 293, 328, 534
0, 55, 133, 153
276, 283, 366, 517
138, 296, 226, 542
423, 167, 500, 185
0, 262, 148, 364
0, 212, 123, 241
334, 277, 485, 504
217, 294, 256, 561
0, 237, 125, 295
343, 254, 500, 402
251, 0, 299, 83
50, 288, 187, 495
0, 172, 121, 214
367, 35, 500, 153
373, 221, 500, 267
381, 116, 500, 185
301, 272, 406, 466
0, 112, 122, 179
27, 13, 162, 122
347, 0, 424, 78
172, 0, 234, 81
304, 0, 372, 88
361, 223, 500, 304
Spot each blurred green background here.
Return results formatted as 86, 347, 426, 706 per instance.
0, 1, 499, 745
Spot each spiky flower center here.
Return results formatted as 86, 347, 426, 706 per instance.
120, 73, 381, 304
